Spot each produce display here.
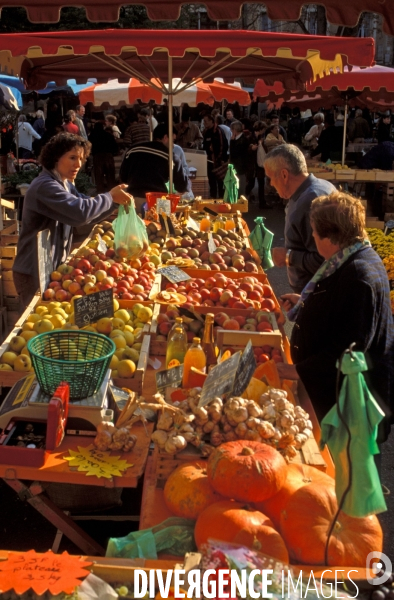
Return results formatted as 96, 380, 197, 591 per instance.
367, 228, 394, 261
151, 386, 312, 460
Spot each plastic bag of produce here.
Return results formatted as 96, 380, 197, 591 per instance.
106, 517, 196, 559
249, 216, 274, 270
113, 203, 149, 260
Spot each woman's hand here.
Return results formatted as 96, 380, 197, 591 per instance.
110, 184, 134, 206
277, 363, 300, 380
279, 293, 301, 312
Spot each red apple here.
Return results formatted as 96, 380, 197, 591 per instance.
259, 353, 270, 363
55, 288, 68, 301
200, 288, 211, 301
205, 277, 217, 290
234, 316, 246, 327
214, 312, 230, 327
43, 288, 56, 300
262, 284, 273, 298
50, 271, 62, 281
210, 287, 223, 302
261, 298, 276, 311
49, 281, 61, 290
223, 318, 240, 331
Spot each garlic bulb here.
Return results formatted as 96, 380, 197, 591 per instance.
151, 430, 168, 448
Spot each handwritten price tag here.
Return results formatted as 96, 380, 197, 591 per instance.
64, 445, 133, 479
74, 288, 114, 327
208, 233, 216, 254
0, 550, 92, 596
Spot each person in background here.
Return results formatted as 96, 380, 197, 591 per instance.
264, 124, 286, 153
278, 192, 393, 447
215, 115, 231, 156
74, 105, 88, 140
173, 137, 194, 200
229, 120, 251, 198
268, 114, 287, 142
335, 111, 345, 127
287, 108, 303, 145
224, 108, 235, 127
202, 114, 228, 199
105, 114, 121, 139
120, 123, 188, 214
376, 112, 392, 143
12, 132, 132, 309
32, 109, 45, 156
123, 109, 150, 147
304, 112, 324, 150
312, 113, 343, 162
62, 110, 79, 135
251, 121, 271, 209
358, 141, 394, 171
147, 105, 158, 133
88, 121, 118, 193
348, 108, 370, 142
174, 111, 203, 149
263, 144, 336, 292
16, 115, 41, 159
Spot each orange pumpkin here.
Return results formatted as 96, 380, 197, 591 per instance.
207, 440, 287, 503
164, 461, 224, 520
280, 483, 383, 566
195, 500, 289, 563
254, 464, 335, 529
253, 359, 281, 388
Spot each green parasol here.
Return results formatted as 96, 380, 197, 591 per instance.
248, 216, 274, 270
223, 163, 238, 203
320, 348, 387, 518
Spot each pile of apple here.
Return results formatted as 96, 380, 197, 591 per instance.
43, 245, 159, 302
163, 272, 276, 312
224, 344, 284, 364
0, 300, 153, 379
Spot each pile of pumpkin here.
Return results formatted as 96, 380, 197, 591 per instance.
163, 440, 383, 566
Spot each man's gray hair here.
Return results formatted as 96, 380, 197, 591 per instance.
355, 109, 363, 117
230, 120, 243, 133
263, 144, 308, 176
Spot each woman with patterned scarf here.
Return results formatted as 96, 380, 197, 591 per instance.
277, 191, 394, 444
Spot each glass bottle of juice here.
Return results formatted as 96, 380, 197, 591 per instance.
166, 325, 187, 368
168, 317, 185, 339
201, 313, 217, 368
182, 337, 207, 387
200, 215, 211, 232
225, 215, 235, 231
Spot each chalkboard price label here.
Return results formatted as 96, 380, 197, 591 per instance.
37, 229, 54, 295
157, 266, 191, 283
74, 288, 114, 327
97, 234, 108, 255
198, 351, 241, 408
208, 233, 216, 254
233, 339, 257, 397
157, 198, 171, 216
156, 364, 184, 391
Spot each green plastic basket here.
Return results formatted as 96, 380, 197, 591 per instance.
27, 331, 116, 400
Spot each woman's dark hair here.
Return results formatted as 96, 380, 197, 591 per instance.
266, 124, 278, 135
39, 132, 91, 170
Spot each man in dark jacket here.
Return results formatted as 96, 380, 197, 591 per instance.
120, 123, 188, 214
89, 122, 118, 193
358, 141, 394, 171
203, 114, 228, 199
230, 120, 251, 198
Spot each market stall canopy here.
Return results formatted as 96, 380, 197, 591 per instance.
0, 30, 374, 92
79, 77, 250, 107
3, 0, 393, 36
0, 82, 20, 109
254, 66, 394, 110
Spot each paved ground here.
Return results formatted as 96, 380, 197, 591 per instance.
0, 200, 392, 562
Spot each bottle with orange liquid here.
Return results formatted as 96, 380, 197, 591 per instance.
182, 337, 207, 387
201, 313, 217, 368
225, 215, 235, 231
200, 215, 211, 232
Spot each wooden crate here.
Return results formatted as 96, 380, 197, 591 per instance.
192, 176, 210, 199
366, 219, 385, 230
1, 269, 17, 296
2, 296, 20, 311
375, 170, 394, 182
112, 334, 150, 395
355, 170, 376, 181
193, 198, 248, 213
335, 169, 355, 181
0, 219, 18, 245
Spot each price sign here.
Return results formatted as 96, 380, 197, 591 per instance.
74, 288, 114, 327
97, 234, 108, 255
157, 198, 171, 216
157, 265, 191, 283
198, 351, 241, 408
232, 340, 257, 397
156, 364, 184, 391
37, 229, 53, 295
187, 217, 200, 232
208, 233, 217, 254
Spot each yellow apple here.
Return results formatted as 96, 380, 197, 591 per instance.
22, 322, 35, 332
137, 307, 153, 323
110, 354, 119, 370
20, 330, 37, 342
82, 325, 97, 333
113, 298, 120, 312
14, 354, 32, 372
21, 346, 30, 357
26, 313, 41, 324
1, 351, 18, 366
112, 335, 126, 350
111, 369, 118, 378
96, 317, 113, 335
111, 317, 125, 331
117, 359, 136, 378
50, 315, 66, 329
122, 347, 139, 362
51, 307, 68, 319
109, 329, 125, 339
123, 331, 135, 346
123, 324, 134, 334
34, 319, 55, 334
114, 349, 126, 360
132, 343, 142, 351
132, 303, 144, 317
0, 364, 13, 371
35, 306, 49, 316
114, 309, 130, 323
48, 301, 61, 311
61, 302, 73, 315
9, 335, 26, 354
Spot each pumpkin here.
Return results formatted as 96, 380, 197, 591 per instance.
242, 377, 268, 401
281, 381, 296, 405
195, 500, 289, 563
253, 360, 281, 388
254, 464, 335, 529
164, 461, 224, 520
207, 440, 287, 503
280, 483, 383, 566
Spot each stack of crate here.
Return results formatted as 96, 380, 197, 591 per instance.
0, 207, 19, 338
192, 176, 210, 199
383, 183, 394, 213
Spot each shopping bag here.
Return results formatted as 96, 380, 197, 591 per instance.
212, 160, 229, 180
249, 216, 274, 270
113, 203, 149, 260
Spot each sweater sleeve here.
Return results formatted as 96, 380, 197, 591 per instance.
35, 179, 113, 227
28, 123, 41, 140
173, 152, 188, 194
305, 125, 317, 142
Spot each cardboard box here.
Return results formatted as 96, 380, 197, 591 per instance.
184, 149, 207, 177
